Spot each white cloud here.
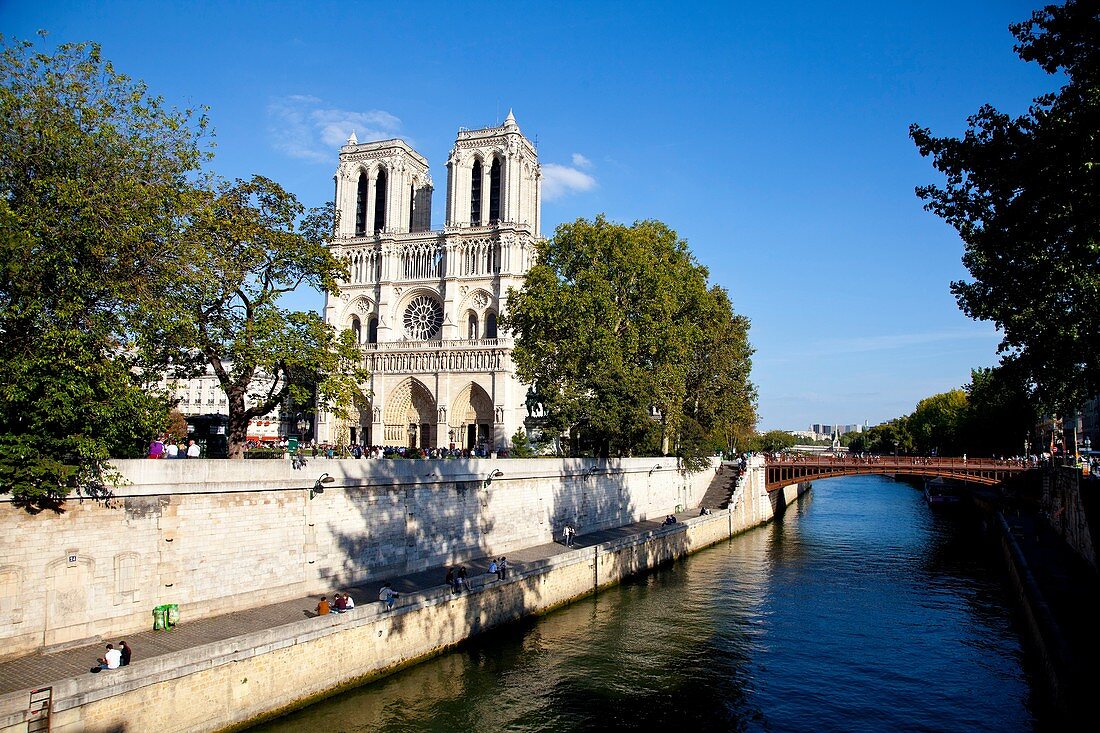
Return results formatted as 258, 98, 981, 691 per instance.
267, 95, 403, 163
571, 152, 592, 168
542, 163, 597, 201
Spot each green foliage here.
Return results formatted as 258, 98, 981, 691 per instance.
750, 430, 798, 453
964, 365, 1037, 456
509, 428, 537, 458
908, 389, 968, 455
849, 420, 914, 455
503, 216, 755, 470
910, 0, 1100, 412
0, 36, 208, 509
150, 176, 369, 459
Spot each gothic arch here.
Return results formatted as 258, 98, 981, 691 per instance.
384, 378, 437, 447
459, 288, 494, 316
450, 382, 494, 449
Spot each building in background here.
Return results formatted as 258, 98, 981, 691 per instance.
319, 111, 542, 452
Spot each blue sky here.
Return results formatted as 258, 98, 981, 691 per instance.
2, 1, 1056, 430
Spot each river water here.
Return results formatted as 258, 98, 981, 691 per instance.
252, 474, 1048, 732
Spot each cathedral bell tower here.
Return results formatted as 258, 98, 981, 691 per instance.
445, 110, 541, 235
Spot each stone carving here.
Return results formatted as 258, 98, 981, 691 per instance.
473, 291, 489, 309
373, 407, 382, 423
368, 349, 506, 374
438, 406, 447, 422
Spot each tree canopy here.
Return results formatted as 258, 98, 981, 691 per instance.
147, 176, 367, 458
0, 36, 209, 509
0, 36, 366, 507
910, 0, 1100, 412
503, 216, 756, 469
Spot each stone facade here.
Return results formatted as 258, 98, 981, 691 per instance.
320, 111, 541, 452
0, 457, 715, 660
0, 460, 796, 733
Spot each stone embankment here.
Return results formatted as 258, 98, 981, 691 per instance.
0, 456, 808, 733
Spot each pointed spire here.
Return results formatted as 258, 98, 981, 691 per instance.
504, 108, 517, 128
346, 131, 358, 145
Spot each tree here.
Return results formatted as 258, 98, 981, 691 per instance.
0, 36, 208, 509
907, 389, 968, 455
910, 0, 1100, 411
963, 365, 1037, 456
503, 216, 755, 468
849, 420, 914, 455
755, 430, 798, 453
149, 176, 368, 459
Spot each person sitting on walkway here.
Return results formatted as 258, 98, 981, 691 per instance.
333, 593, 347, 612
96, 643, 122, 671
458, 566, 472, 591
663, 515, 677, 526
379, 582, 399, 609
118, 641, 132, 666
446, 567, 458, 594
316, 596, 330, 615
343, 592, 355, 610
488, 559, 498, 579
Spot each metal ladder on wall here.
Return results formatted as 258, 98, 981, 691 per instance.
27, 687, 51, 732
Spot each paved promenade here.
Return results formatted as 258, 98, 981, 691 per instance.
0, 509, 705, 696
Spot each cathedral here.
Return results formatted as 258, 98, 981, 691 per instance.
318, 111, 541, 451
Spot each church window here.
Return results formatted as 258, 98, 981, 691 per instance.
355, 173, 368, 235
486, 312, 498, 339
373, 167, 387, 233
368, 317, 378, 344
489, 158, 502, 223
470, 160, 482, 225
403, 295, 444, 341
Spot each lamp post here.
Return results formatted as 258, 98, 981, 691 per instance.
296, 414, 310, 444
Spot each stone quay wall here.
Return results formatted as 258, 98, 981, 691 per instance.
0, 457, 721, 660
0, 461, 802, 733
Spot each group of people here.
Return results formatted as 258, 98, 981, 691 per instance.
94, 641, 132, 671
486, 557, 510, 581
315, 591, 356, 615
445, 566, 473, 593
305, 444, 506, 460
561, 524, 577, 547
148, 436, 201, 459
662, 515, 678, 526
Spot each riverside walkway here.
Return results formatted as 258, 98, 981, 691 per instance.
0, 508, 706, 696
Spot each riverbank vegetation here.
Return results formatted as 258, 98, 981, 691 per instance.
0, 36, 364, 509
504, 216, 757, 469
911, 0, 1099, 415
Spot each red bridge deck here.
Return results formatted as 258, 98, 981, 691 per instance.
765, 455, 1030, 492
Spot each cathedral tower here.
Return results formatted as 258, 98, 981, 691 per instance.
321, 113, 542, 453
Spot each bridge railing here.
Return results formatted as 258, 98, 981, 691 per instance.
765, 455, 1028, 469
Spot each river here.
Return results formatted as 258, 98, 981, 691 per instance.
251, 474, 1049, 732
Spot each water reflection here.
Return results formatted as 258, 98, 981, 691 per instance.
253, 475, 1042, 733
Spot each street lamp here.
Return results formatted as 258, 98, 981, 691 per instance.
296, 414, 310, 441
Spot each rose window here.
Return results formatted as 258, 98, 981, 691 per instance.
403, 295, 443, 340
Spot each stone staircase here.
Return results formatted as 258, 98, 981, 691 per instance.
699, 463, 741, 510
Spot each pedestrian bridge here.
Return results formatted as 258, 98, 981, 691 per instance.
765, 455, 1030, 492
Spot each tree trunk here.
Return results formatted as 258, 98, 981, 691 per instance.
226, 389, 250, 460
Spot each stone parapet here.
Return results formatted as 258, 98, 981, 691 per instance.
0, 458, 719, 660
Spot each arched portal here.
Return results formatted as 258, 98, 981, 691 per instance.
450, 382, 493, 450
384, 378, 436, 448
